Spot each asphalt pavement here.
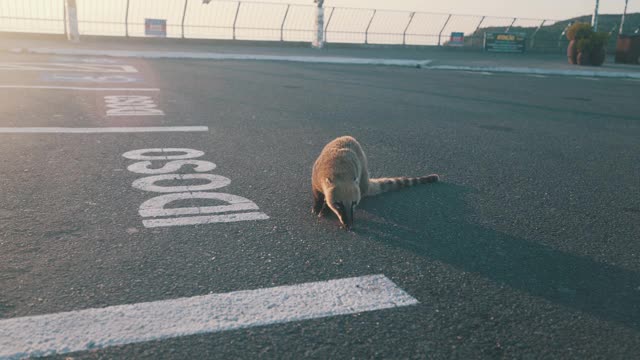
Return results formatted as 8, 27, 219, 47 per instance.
0, 48, 639, 359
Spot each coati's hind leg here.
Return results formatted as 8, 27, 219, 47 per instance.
312, 189, 325, 216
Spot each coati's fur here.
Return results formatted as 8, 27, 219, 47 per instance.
311, 136, 439, 229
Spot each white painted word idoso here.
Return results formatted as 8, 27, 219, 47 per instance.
105, 95, 164, 117
123, 148, 269, 228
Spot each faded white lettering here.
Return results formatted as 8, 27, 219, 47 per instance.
122, 148, 204, 161
127, 160, 216, 174
132, 174, 231, 193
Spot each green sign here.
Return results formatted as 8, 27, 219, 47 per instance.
484, 32, 526, 53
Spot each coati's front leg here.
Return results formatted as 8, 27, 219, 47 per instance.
312, 189, 325, 215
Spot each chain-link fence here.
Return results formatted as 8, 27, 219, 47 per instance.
0, 0, 608, 52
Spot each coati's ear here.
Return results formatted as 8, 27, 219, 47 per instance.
325, 177, 333, 185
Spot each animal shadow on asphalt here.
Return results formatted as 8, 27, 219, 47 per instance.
355, 182, 640, 331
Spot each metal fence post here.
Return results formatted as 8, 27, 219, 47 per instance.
437, 14, 452, 46
125, 0, 130, 37
620, 0, 629, 34
505, 17, 517, 32
181, 0, 188, 39
529, 19, 546, 50
63, 0, 67, 37
471, 16, 486, 47
558, 21, 573, 49
323, 7, 334, 43
280, 4, 290, 41
475, 16, 486, 33
402, 12, 415, 46
233, 1, 241, 40
364, 9, 376, 44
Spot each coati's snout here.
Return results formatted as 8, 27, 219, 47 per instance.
329, 201, 354, 230
325, 181, 359, 230
341, 204, 354, 230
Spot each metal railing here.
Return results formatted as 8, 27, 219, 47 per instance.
0, 0, 580, 51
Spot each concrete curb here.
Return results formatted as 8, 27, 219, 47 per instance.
425, 64, 640, 79
8, 47, 433, 68
7, 47, 640, 78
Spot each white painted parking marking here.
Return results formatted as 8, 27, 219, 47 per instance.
143, 212, 270, 227
127, 160, 216, 174
122, 148, 205, 160
0, 85, 158, 91
139, 192, 260, 218
51, 56, 120, 64
132, 174, 232, 193
0, 275, 418, 359
42, 74, 141, 83
124, 148, 269, 227
528, 74, 548, 78
0, 127, 208, 133
578, 77, 600, 81
105, 95, 164, 116
0, 62, 138, 73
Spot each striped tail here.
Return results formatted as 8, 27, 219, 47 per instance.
366, 174, 439, 197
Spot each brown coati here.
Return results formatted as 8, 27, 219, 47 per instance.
311, 136, 439, 229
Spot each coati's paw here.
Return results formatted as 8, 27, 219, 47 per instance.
312, 206, 324, 216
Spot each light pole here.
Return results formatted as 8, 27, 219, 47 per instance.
592, 0, 600, 31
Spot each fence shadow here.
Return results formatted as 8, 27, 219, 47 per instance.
355, 182, 640, 331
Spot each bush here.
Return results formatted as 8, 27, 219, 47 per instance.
577, 38, 594, 53
576, 31, 610, 52
566, 22, 593, 41
591, 31, 610, 49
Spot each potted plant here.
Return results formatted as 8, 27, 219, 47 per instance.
575, 31, 611, 66
576, 37, 594, 65
590, 31, 610, 66
566, 22, 594, 64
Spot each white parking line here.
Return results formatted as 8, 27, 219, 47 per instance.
0, 85, 159, 91
0, 274, 418, 359
0, 62, 138, 73
0, 127, 208, 133
0, 85, 160, 91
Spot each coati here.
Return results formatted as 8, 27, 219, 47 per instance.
311, 136, 439, 229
